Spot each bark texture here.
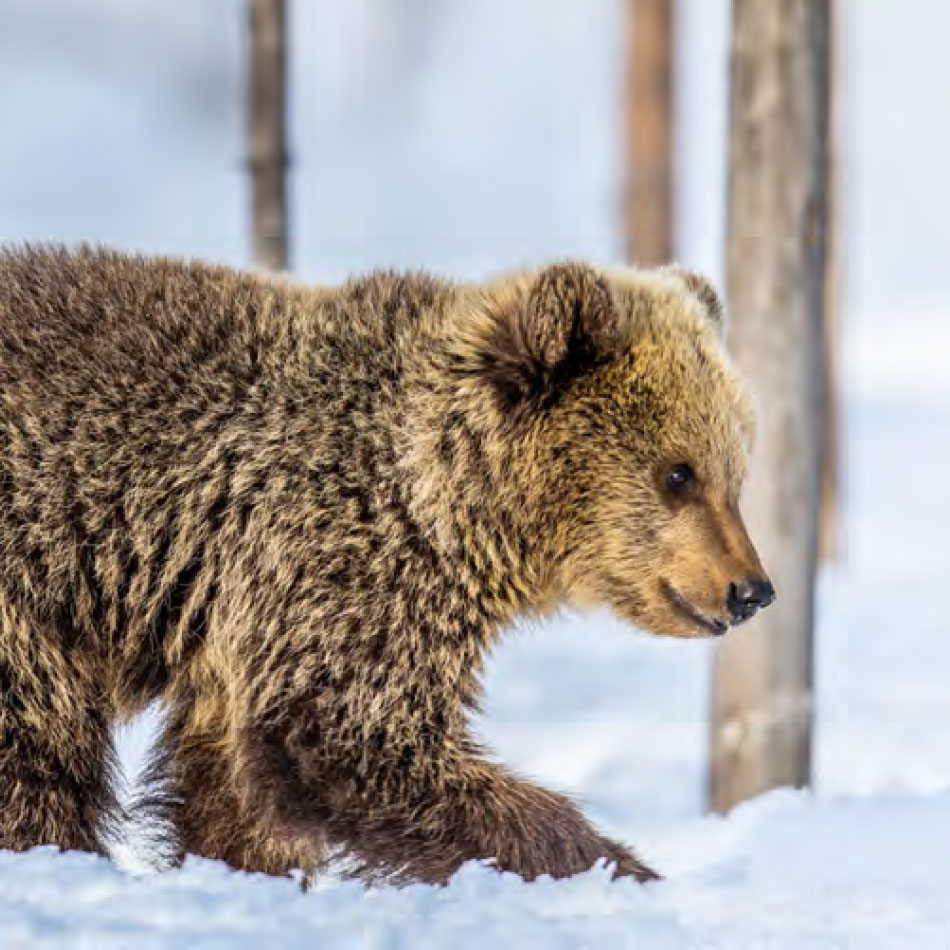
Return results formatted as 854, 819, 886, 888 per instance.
626, 0, 675, 265
710, 0, 830, 813
248, 0, 288, 271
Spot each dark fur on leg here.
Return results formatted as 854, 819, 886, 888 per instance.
326, 765, 660, 885
136, 695, 322, 878
0, 648, 122, 855
234, 716, 658, 886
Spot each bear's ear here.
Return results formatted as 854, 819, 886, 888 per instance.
663, 266, 726, 334
484, 262, 618, 409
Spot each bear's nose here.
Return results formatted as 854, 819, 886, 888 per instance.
726, 577, 776, 624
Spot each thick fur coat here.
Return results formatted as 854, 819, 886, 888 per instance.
0, 245, 768, 884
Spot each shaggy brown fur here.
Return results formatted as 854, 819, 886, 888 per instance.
0, 245, 770, 884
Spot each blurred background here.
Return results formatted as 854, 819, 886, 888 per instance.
1, 0, 948, 866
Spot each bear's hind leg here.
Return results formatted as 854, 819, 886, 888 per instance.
141, 698, 320, 879
0, 648, 121, 855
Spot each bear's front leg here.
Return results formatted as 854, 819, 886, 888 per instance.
228, 595, 659, 885
465, 764, 660, 883
239, 713, 659, 885
335, 758, 661, 885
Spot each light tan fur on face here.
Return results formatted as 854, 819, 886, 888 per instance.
501, 265, 766, 639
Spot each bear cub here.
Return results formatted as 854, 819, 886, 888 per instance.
0, 245, 772, 884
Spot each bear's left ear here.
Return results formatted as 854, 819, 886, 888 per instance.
663, 265, 726, 335
483, 262, 619, 409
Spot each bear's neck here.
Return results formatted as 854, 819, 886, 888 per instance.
396, 372, 557, 646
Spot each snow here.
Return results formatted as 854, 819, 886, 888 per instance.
2, 0, 950, 946
4, 792, 950, 949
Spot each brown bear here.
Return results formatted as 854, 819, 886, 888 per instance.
0, 244, 772, 885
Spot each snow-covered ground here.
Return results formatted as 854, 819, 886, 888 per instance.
2, 0, 950, 946
5, 787, 950, 949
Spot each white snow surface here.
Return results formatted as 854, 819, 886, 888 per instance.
2, 0, 950, 946
4, 789, 950, 950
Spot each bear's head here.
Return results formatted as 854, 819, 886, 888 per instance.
443, 261, 774, 639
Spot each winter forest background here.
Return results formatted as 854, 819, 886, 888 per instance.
1, 1, 949, 947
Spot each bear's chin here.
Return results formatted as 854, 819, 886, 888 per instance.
615, 598, 730, 640
641, 619, 728, 640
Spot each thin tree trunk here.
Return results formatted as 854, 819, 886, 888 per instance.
625, 0, 674, 265
248, 0, 289, 271
709, 0, 830, 813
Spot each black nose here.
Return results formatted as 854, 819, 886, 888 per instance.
726, 577, 776, 624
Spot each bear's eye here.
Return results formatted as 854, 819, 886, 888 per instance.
666, 463, 695, 494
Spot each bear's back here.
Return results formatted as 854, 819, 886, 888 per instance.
0, 246, 450, 704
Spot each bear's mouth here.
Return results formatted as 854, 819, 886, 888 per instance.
660, 580, 729, 637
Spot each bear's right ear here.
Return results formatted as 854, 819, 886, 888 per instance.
480, 262, 619, 410
663, 265, 726, 334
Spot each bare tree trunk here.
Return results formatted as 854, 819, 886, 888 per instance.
625, 0, 674, 265
709, 0, 830, 813
248, 0, 289, 271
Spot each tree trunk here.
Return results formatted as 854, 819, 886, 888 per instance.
248, 0, 289, 271
709, 0, 830, 813
625, 0, 674, 265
